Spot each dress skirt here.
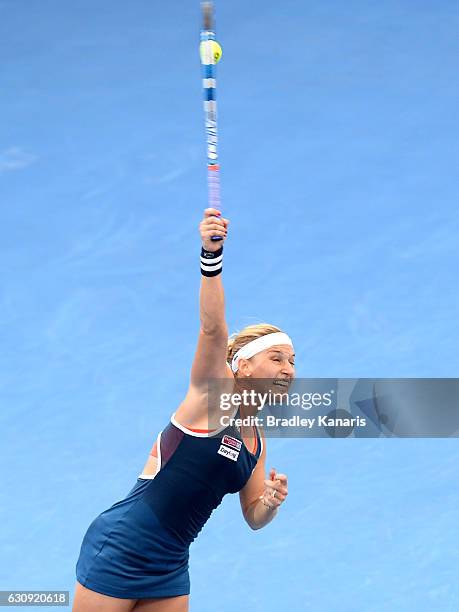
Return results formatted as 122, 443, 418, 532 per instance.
76, 479, 190, 599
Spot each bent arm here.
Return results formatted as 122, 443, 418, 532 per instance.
239, 438, 279, 530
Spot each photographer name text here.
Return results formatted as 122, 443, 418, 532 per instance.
219, 414, 367, 429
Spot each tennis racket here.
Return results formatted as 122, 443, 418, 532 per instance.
200, 1, 222, 241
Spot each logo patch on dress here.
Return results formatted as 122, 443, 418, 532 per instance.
217, 444, 240, 461
222, 435, 242, 451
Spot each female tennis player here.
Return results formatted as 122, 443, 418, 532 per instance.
73, 208, 294, 611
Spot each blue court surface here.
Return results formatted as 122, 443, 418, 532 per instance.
1, 1, 459, 610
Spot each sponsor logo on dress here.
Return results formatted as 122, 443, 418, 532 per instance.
217, 444, 239, 462
222, 435, 242, 451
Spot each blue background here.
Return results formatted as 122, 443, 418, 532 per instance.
1, 0, 458, 610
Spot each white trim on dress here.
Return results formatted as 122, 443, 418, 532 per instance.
257, 426, 264, 458
170, 405, 239, 438
138, 430, 162, 480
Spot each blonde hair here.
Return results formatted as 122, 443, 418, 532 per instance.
227, 323, 283, 367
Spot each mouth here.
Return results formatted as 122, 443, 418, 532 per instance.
272, 379, 290, 389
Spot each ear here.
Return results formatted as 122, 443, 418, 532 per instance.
238, 358, 252, 377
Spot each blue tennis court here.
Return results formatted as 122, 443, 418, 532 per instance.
1, 1, 458, 610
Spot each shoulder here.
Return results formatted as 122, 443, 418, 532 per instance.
174, 364, 235, 430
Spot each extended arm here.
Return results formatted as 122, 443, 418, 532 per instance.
190, 208, 230, 387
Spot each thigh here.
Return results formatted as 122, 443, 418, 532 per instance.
133, 595, 189, 612
72, 581, 138, 612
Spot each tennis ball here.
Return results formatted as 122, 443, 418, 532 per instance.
200, 40, 222, 64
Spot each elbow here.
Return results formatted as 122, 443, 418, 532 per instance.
243, 508, 259, 531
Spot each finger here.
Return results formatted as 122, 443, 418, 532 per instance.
260, 495, 278, 509
201, 223, 226, 235
203, 227, 227, 235
204, 208, 221, 217
201, 227, 227, 236
270, 485, 287, 499
202, 217, 226, 229
267, 479, 288, 495
201, 215, 225, 225
264, 487, 285, 503
275, 473, 288, 484
201, 228, 227, 237
268, 487, 287, 502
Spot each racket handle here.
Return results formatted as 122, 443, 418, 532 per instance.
202, 4, 221, 242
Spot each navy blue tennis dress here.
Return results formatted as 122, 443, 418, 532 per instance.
76, 409, 262, 599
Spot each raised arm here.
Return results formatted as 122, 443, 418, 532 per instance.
189, 208, 231, 388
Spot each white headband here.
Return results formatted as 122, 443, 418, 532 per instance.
231, 332, 293, 373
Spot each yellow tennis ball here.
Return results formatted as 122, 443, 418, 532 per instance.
200, 40, 222, 64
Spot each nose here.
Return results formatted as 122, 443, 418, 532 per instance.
281, 361, 295, 377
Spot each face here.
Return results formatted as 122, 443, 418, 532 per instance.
237, 344, 296, 392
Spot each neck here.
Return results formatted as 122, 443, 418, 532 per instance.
233, 381, 266, 418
